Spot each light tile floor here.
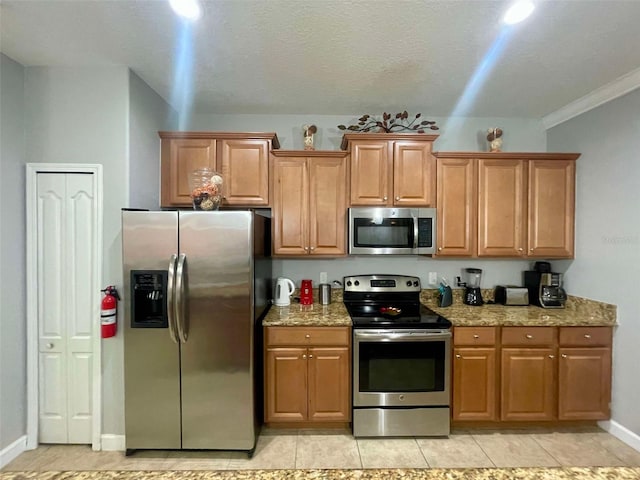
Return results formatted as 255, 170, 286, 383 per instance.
4, 427, 640, 471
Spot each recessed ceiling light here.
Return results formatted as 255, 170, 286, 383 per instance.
503, 0, 535, 25
169, 0, 202, 20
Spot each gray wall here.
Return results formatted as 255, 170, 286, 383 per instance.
128, 71, 178, 210
0, 54, 27, 451
548, 88, 640, 437
186, 113, 547, 152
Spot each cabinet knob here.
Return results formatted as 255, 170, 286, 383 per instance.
308, 354, 313, 359
584, 334, 591, 339
438, 247, 442, 251
473, 334, 479, 339
530, 248, 534, 252
518, 247, 523, 252
222, 196, 227, 200
310, 247, 315, 251
548, 355, 555, 359
395, 196, 400, 201
561, 354, 568, 358
302, 354, 307, 359
383, 196, 388, 201
305, 334, 310, 338
456, 354, 461, 359
46, 343, 54, 349
525, 334, 533, 339
304, 247, 309, 251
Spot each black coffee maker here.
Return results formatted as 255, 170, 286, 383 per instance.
462, 268, 484, 306
524, 262, 567, 308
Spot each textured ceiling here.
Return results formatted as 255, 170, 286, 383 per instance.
2, 0, 640, 118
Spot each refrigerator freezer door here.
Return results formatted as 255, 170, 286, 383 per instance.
178, 211, 256, 450
122, 210, 181, 450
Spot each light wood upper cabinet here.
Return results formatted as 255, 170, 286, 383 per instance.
478, 158, 527, 257
434, 152, 579, 258
159, 132, 279, 208
161, 137, 216, 207
528, 159, 576, 258
342, 133, 438, 206
436, 158, 477, 256
272, 151, 348, 257
219, 138, 270, 206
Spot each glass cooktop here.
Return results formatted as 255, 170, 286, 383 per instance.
345, 301, 452, 329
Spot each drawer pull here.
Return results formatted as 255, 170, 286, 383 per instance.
305, 334, 310, 338
561, 354, 568, 358
473, 334, 480, 339
548, 355, 554, 359
456, 354, 461, 359
584, 334, 592, 339
525, 334, 533, 339
46, 343, 54, 349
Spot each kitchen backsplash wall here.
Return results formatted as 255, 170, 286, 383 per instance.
273, 257, 556, 290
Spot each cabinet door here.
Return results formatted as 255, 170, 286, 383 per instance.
453, 347, 497, 421
528, 159, 575, 258
350, 141, 390, 205
308, 347, 350, 422
219, 139, 269, 206
478, 159, 527, 256
393, 141, 436, 206
308, 157, 347, 255
272, 157, 308, 255
501, 348, 555, 421
161, 138, 216, 207
436, 158, 476, 256
265, 347, 307, 422
558, 347, 611, 420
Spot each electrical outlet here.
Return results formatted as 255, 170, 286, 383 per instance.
320, 271, 328, 284
428, 272, 438, 285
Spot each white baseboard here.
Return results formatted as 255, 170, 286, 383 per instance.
599, 420, 640, 452
101, 434, 126, 451
0, 435, 27, 469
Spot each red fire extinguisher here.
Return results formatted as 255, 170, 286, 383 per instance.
101, 286, 120, 338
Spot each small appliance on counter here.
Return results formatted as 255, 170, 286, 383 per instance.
461, 268, 484, 306
524, 262, 567, 308
438, 278, 453, 307
318, 283, 331, 305
494, 286, 529, 306
275, 277, 295, 306
300, 279, 313, 305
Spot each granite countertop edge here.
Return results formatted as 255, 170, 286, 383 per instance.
262, 292, 617, 328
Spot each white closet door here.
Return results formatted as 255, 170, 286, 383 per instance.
37, 172, 95, 444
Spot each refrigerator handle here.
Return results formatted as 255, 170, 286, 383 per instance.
176, 253, 189, 343
167, 255, 179, 344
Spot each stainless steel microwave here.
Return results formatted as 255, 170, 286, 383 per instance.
348, 207, 437, 255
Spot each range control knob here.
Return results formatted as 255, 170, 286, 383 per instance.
346, 281, 352, 287
354, 280, 360, 286
413, 281, 419, 287
406, 281, 412, 287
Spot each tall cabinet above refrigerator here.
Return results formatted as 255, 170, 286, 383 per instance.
121, 209, 272, 456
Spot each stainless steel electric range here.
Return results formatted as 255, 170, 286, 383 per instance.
343, 274, 452, 437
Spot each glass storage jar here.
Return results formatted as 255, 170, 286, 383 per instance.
189, 167, 223, 210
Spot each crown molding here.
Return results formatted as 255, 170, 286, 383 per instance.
543, 67, 640, 130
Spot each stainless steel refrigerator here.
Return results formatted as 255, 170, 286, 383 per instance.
121, 209, 272, 455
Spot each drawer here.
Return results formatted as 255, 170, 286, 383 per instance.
502, 326, 556, 346
454, 326, 497, 346
265, 326, 350, 347
559, 326, 612, 347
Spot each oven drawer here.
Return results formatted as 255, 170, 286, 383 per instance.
454, 326, 497, 346
265, 326, 350, 346
502, 326, 556, 346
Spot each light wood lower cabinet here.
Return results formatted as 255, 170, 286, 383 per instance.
264, 327, 351, 425
452, 327, 498, 421
452, 325, 613, 424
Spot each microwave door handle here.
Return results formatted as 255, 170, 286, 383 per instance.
413, 217, 419, 249
167, 254, 179, 344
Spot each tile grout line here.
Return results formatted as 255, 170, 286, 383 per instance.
530, 432, 565, 466
413, 438, 431, 468
469, 433, 497, 468
355, 438, 363, 468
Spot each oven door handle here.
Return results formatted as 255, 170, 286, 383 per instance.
354, 330, 452, 341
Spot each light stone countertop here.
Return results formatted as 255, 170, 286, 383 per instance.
262, 289, 616, 328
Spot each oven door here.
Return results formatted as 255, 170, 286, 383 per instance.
353, 329, 451, 407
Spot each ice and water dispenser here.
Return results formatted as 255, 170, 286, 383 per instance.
130, 270, 168, 328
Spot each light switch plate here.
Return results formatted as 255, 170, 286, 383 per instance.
428, 272, 438, 285
320, 271, 328, 284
